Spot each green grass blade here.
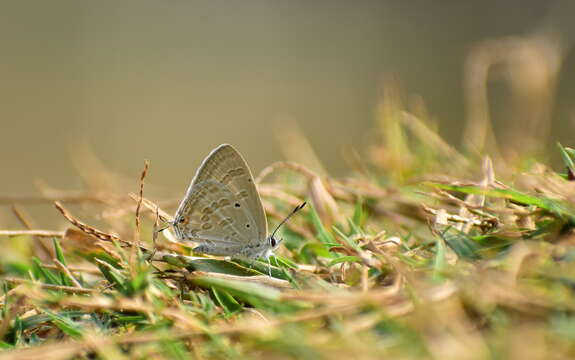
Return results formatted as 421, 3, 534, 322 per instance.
31, 258, 61, 285
327, 256, 360, 267
432, 236, 447, 281
52, 238, 67, 266
211, 287, 242, 316
308, 203, 335, 244
439, 227, 481, 260
558, 142, 575, 175
43, 310, 84, 339
352, 198, 365, 228
332, 226, 361, 252
428, 182, 575, 219
52, 238, 73, 286
95, 258, 128, 294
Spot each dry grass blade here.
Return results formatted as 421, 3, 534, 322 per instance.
131, 160, 149, 274
0, 230, 64, 238
3, 277, 95, 294
52, 259, 83, 288
187, 271, 292, 289
274, 120, 328, 176
53, 201, 150, 251
401, 111, 469, 169
127, 193, 173, 223
54, 201, 121, 243
0, 192, 105, 205
256, 161, 316, 183
10, 204, 53, 260
422, 205, 485, 227
39, 263, 100, 275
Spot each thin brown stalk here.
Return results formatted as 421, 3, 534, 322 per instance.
3, 277, 95, 294
417, 189, 530, 216
0, 192, 106, 204
274, 120, 328, 176
401, 111, 469, 169
0, 296, 26, 340
135, 160, 149, 237
422, 205, 484, 226
0, 230, 64, 238
128, 193, 173, 223
131, 160, 149, 274
40, 263, 100, 275
53, 201, 150, 252
256, 161, 316, 184
341, 145, 371, 178
53, 259, 83, 288
11, 204, 53, 259
257, 185, 304, 207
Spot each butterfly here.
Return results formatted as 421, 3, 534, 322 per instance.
171, 144, 305, 260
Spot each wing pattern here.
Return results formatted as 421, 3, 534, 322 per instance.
173, 144, 268, 255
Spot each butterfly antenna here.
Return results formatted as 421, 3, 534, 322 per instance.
271, 201, 307, 239
156, 224, 171, 232
153, 214, 174, 242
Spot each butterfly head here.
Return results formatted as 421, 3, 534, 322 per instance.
170, 216, 187, 240
268, 235, 282, 251
255, 235, 281, 260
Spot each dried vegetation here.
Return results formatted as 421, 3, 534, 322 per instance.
1, 33, 575, 359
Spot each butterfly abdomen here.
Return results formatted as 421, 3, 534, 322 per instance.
193, 242, 271, 259
193, 244, 239, 256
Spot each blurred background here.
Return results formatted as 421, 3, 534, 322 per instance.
1, 1, 575, 225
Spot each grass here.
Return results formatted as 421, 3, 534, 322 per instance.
3, 103, 575, 359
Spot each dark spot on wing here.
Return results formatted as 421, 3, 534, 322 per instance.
201, 223, 212, 230
236, 190, 249, 199
219, 198, 231, 207
219, 217, 233, 227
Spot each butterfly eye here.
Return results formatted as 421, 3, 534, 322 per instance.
270, 237, 276, 247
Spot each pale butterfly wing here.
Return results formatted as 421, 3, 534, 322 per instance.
185, 144, 267, 241
173, 144, 268, 255
173, 180, 261, 256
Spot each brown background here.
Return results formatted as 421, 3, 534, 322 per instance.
1, 1, 574, 213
